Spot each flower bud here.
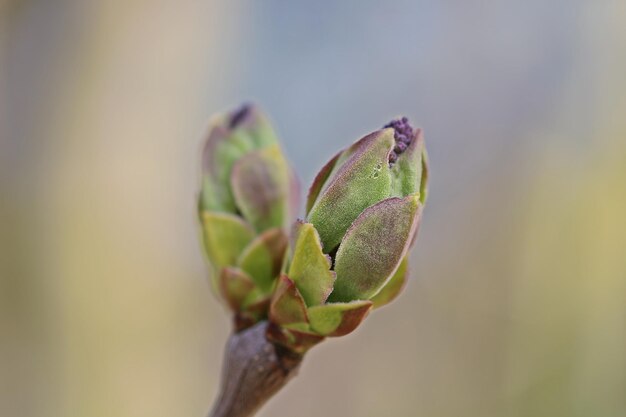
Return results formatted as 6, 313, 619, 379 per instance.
307, 117, 427, 301
199, 104, 298, 329
267, 118, 428, 352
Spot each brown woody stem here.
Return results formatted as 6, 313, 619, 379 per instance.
208, 321, 303, 417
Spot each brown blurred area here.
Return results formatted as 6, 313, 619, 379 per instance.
1, 1, 625, 417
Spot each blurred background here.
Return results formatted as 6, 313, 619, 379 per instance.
1, 1, 625, 416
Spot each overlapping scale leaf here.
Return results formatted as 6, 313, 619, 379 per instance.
329, 194, 421, 302
308, 300, 373, 337
234, 293, 271, 331
231, 145, 292, 232
287, 221, 336, 306
200, 212, 255, 271
200, 120, 256, 212
269, 275, 309, 326
219, 267, 256, 311
266, 322, 325, 355
307, 129, 396, 251
370, 256, 409, 308
237, 228, 287, 292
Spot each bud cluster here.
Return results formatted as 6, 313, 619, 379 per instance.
199, 104, 428, 352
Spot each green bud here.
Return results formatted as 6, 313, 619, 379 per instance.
199, 104, 298, 329
307, 117, 427, 302
268, 117, 428, 352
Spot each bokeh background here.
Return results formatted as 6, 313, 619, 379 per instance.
2, 1, 625, 416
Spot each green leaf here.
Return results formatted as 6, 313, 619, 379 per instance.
219, 267, 256, 311
269, 275, 309, 326
237, 228, 288, 292
288, 221, 336, 306
231, 145, 291, 232
282, 322, 313, 332
307, 129, 395, 251
370, 256, 409, 308
329, 194, 421, 302
308, 300, 373, 336
200, 211, 255, 270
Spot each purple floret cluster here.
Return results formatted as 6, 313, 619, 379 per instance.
384, 117, 415, 165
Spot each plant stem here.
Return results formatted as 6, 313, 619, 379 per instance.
209, 321, 302, 417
